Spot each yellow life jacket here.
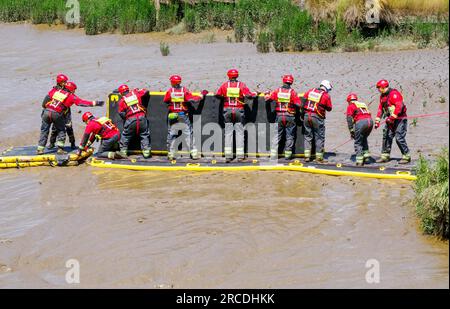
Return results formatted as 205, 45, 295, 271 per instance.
124, 94, 139, 106
52, 90, 69, 102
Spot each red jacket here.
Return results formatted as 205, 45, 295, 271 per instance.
216, 80, 255, 110
376, 88, 407, 120
346, 101, 372, 123
79, 117, 119, 149
163, 86, 202, 113
268, 87, 301, 114
44, 88, 95, 114
118, 89, 149, 119
303, 88, 332, 119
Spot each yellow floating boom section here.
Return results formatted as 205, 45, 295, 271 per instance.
89, 159, 417, 181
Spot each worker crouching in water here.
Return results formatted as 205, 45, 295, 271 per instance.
265, 75, 301, 160
163, 75, 206, 160
375, 79, 411, 164
37, 81, 103, 155
216, 69, 258, 163
346, 93, 374, 166
77, 112, 124, 159
302, 80, 333, 162
117, 84, 152, 159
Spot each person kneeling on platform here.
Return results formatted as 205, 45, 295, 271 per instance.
117, 84, 152, 159
265, 74, 301, 160
77, 112, 124, 160
346, 93, 374, 166
163, 75, 206, 160
37, 81, 104, 155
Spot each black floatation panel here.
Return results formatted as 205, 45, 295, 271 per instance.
107, 92, 308, 155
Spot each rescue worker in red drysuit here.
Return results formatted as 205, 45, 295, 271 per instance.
374, 79, 411, 164
302, 80, 333, 162
215, 69, 258, 163
77, 112, 124, 160
37, 81, 103, 155
48, 74, 76, 149
163, 75, 206, 160
264, 75, 301, 160
346, 93, 374, 166
117, 84, 152, 159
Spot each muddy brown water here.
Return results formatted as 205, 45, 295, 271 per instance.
0, 23, 448, 288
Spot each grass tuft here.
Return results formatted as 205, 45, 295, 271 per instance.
413, 148, 449, 239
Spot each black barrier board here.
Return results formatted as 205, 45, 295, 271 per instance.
107, 92, 310, 156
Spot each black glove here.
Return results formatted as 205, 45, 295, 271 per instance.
95, 100, 105, 107
350, 131, 355, 139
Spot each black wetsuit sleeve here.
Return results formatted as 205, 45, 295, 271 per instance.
42, 95, 51, 108
80, 133, 90, 149
346, 115, 354, 132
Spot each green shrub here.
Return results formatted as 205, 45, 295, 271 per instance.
160, 41, 170, 56
256, 31, 271, 53
316, 21, 334, 51
234, 19, 245, 43
290, 10, 314, 51
414, 149, 449, 239
155, 3, 178, 31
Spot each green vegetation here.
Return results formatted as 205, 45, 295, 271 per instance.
160, 41, 170, 56
413, 149, 449, 239
0, 0, 448, 52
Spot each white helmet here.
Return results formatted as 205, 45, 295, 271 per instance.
320, 80, 333, 92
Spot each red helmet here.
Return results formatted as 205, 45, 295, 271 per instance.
82, 112, 94, 123
56, 74, 69, 85
227, 69, 239, 79
347, 93, 358, 103
118, 84, 129, 95
65, 81, 77, 93
376, 79, 389, 89
169, 75, 182, 85
282, 75, 294, 84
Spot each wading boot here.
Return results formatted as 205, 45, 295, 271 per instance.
376, 153, 390, 163
190, 149, 199, 161
114, 151, 127, 160
142, 149, 152, 159
398, 154, 411, 165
